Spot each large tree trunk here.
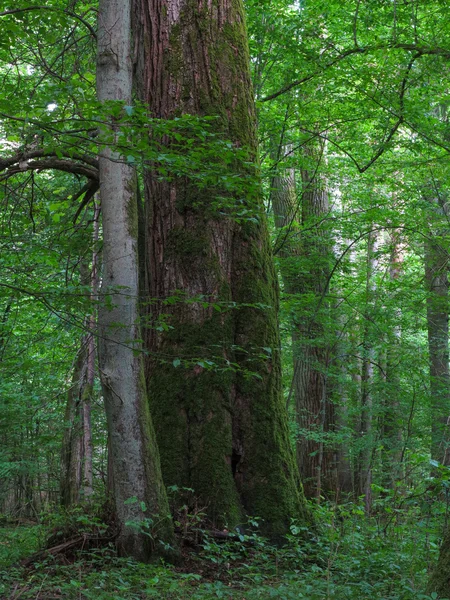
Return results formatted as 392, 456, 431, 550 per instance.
133, 0, 310, 536
96, 0, 174, 560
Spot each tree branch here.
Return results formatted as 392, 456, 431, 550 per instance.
0, 6, 96, 39
261, 43, 450, 102
0, 149, 98, 171
0, 158, 98, 181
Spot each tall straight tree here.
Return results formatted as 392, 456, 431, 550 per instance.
60, 337, 91, 507
382, 229, 404, 486
271, 144, 336, 499
96, 0, 174, 559
355, 230, 378, 512
425, 197, 450, 466
133, 0, 310, 535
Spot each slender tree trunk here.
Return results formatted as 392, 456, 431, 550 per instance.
60, 205, 99, 506
334, 239, 357, 497
428, 192, 450, 595
133, 0, 310, 536
272, 146, 336, 499
96, 0, 174, 560
60, 343, 87, 507
335, 305, 354, 497
382, 230, 404, 486
82, 202, 100, 501
355, 231, 378, 513
425, 212, 450, 465
335, 380, 353, 497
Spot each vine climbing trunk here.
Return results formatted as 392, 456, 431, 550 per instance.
96, 0, 174, 560
133, 0, 310, 536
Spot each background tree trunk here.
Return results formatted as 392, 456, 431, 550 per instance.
60, 342, 87, 507
382, 229, 404, 487
60, 205, 99, 506
272, 145, 336, 499
355, 230, 378, 513
425, 208, 450, 465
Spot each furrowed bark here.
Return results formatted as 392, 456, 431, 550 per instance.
133, 0, 310, 536
96, 0, 174, 560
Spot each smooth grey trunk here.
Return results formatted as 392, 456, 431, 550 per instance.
335, 301, 354, 497
96, 0, 174, 560
333, 237, 356, 497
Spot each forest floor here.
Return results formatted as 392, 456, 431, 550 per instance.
0, 500, 445, 600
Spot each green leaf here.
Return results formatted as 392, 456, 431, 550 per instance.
124, 496, 138, 505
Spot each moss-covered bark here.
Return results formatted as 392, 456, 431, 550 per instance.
133, 0, 311, 534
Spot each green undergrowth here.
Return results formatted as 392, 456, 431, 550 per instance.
0, 497, 447, 600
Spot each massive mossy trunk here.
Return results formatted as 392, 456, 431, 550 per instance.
271, 147, 336, 500
133, 0, 310, 535
96, 0, 174, 560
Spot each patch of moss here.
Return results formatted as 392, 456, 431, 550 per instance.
149, 310, 241, 527
166, 226, 209, 260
